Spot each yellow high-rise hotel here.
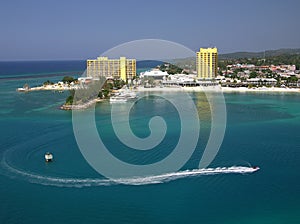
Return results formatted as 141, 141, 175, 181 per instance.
196, 47, 218, 79
86, 57, 136, 81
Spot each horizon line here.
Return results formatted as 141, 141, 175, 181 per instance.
1, 47, 300, 62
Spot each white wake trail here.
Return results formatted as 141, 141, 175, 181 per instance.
115, 166, 259, 185
1, 158, 259, 187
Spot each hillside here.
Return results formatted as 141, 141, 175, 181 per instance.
167, 48, 300, 70
219, 48, 300, 59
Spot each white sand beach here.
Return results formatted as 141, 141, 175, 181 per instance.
135, 86, 300, 93
221, 86, 300, 93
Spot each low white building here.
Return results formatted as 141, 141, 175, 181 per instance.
140, 69, 169, 80
78, 77, 93, 84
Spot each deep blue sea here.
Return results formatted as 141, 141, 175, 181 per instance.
0, 61, 300, 224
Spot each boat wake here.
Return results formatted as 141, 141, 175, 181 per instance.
1, 158, 259, 187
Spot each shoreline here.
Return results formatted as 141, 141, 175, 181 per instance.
17, 82, 300, 94
19, 84, 300, 111
60, 98, 103, 110
61, 86, 300, 110
221, 86, 300, 93
134, 86, 300, 93
17, 85, 83, 92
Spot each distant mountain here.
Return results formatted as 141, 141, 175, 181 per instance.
163, 48, 300, 70
171, 57, 196, 70
219, 48, 300, 60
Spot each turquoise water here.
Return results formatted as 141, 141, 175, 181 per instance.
0, 62, 300, 223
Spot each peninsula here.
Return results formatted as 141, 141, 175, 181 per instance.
16, 48, 300, 110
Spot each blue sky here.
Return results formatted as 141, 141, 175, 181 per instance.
1, 0, 300, 60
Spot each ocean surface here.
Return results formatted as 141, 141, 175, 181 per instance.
0, 61, 300, 224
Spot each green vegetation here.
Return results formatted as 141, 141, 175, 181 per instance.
100, 89, 110, 98
168, 49, 300, 71
113, 79, 125, 89
62, 76, 77, 83
159, 63, 183, 75
265, 54, 300, 70
43, 80, 54, 85
219, 54, 300, 70
249, 71, 258, 78
219, 48, 300, 60
64, 78, 125, 105
65, 94, 74, 105
64, 79, 104, 105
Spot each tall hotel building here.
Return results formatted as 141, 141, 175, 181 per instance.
196, 47, 218, 79
86, 57, 136, 81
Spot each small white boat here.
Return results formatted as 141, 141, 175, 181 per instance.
110, 96, 128, 103
110, 91, 138, 103
45, 152, 53, 162
252, 166, 260, 171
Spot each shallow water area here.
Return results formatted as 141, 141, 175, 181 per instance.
0, 61, 300, 224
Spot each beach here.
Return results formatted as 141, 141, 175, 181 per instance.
134, 85, 300, 93
221, 86, 300, 93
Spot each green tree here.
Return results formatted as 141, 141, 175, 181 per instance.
65, 95, 74, 105
62, 76, 76, 83
158, 63, 183, 74
43, 80, 54, 85
113, 79, 125, 89
102, 89, 109, 98
98, 91, 103, 99
249, 71, 258, 78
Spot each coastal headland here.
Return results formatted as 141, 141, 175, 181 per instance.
17, 82, 300, 111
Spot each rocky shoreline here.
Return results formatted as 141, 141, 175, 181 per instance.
60, 98, 104, 110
